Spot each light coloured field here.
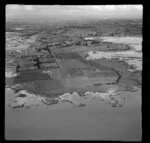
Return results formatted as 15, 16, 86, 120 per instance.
100, 36, 142, 51
6, 32, 37, 51
86, 36, 142, 71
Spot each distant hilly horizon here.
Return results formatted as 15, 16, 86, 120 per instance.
6, 16, 142, 26
6, 5, 142, 25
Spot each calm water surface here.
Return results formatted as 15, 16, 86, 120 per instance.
5, 88, 141, 141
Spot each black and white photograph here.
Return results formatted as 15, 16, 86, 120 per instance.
5, 5, 142, 141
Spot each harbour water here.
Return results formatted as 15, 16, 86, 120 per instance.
5, 87, 141, 141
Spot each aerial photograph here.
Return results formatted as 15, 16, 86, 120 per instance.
5, 5, 142, 140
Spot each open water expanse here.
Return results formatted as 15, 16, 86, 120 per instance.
5, 87, 141, 140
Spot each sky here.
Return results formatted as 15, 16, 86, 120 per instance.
6, 5, 143, 23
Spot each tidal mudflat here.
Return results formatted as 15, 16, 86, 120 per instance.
5, 15, 142, 141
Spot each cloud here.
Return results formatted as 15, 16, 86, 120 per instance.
134, 5, 143, 11
116, 5, 142, 11
6, 4, 35, 12
89, 5, 142, 12
75, 5, 116, 11
23, 5, 35, 11
87, 6, 103, 11
6, 4, 21, 10
103, 5, 116, 11
118, 5, 130, 10
6, 4, 143, 13
6, 5, 142, 20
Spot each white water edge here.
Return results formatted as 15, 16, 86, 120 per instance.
6, 85, 138, 109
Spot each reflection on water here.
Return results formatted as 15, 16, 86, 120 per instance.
5, 88, 141, 141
